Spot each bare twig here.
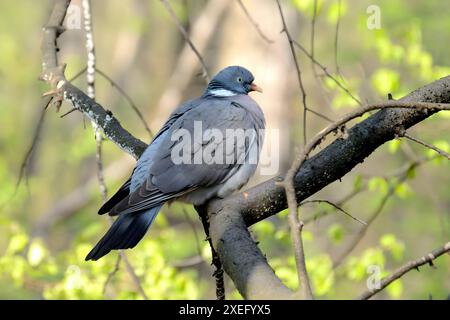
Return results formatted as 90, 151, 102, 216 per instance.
300, 199, 366, 225
68, 67, 88, 82
172, 255, 204, 269
83, 0, 116, 300
304, 154, 433, 227
83, 0, 95, 101
60, 107, 77, 118
276, 0, 314, 298
160, 0, 210, 82
276, 1, 334, 128
153, 0, 229, 128
359, 242, 450, 299
102, 253, 121, 296
279, 102, 450, 273
82, 0, 108, 202
404, 133, 450, 160
304, 186, 366, 224
15, 31, 87, 200
236, 0, 274, 44
40, 0, 147, 159
15, 99, 50, 190
120, 250, 149, 300
293, 40, 362, 106
333, 0, 343, 78
332, 178, 400, 268
331, 154, 432, 268
310, 0, 318, 77
327, 156, 435, 267
95, 68, 153, 137
82, 0, 147, 300
276, 0, 309, 145
288, 101, 450, 169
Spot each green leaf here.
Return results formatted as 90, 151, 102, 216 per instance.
353, 174, 363, 191
361, 248, 385, 268
406, 166, 416, 179
253, 220, 275, 236
386, 279, 403, 299
27, 239, 48, 267
371, 68, 400, 96
327, 223, 344, 244
306, 254, 334, 296
274, 266, 298, 290
291, 0, 324, 17
394, 182, 413, 199
368, 177, 388, 195
303, 230, 314, 242
428, 140, 450, 156
332, 91, 360, 109
327, 0, 347, 24
388, 139, 401, 154
6, 232, 28, 255
380, 234, 405, 261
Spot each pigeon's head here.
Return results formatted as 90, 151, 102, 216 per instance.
205, 66, 263, 96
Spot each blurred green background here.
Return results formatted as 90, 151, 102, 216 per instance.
0, 0, 449, 299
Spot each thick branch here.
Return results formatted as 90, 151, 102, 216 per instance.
205, 77, 450, 298
208, 205, 296, 299
63, 83, 147, 159
40, 0, 146, 159
210, 75, 450, 228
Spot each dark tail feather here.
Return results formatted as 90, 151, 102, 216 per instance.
85, 205, 162, 261
98, 179, 131, 215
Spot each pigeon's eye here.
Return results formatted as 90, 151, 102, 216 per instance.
237, 77, 243, 83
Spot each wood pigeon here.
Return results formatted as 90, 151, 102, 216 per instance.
86, 66, 265, 261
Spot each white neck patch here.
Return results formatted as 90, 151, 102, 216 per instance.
209, 89, 237, 97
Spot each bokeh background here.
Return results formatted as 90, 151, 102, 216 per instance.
0, 0, 449, 299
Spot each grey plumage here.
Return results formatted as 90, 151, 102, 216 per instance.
86, 66, 265, 261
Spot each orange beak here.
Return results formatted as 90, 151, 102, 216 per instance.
250, 82, 263, 93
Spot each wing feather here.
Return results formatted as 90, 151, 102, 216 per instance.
110, 96, 264, 215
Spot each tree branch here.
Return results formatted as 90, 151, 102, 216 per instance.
195, 205, 226, 300
214, 77, 450, 230
276, 0, 309, 145
333, 0, 343, 78
207, 205, 297, 299
95, 68, 153, 137
404, 133, 450, 159
40, 0, 147, 159
300, 199, 366, 225
160, 0, 210, 82
205, 79, 450, 298
276, 0, 314, 299
332, 174, 406, 268
236, 0, 274, 44
62, 83, 148, 159
293, 40, 362, 106
359, 242, 450, 300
